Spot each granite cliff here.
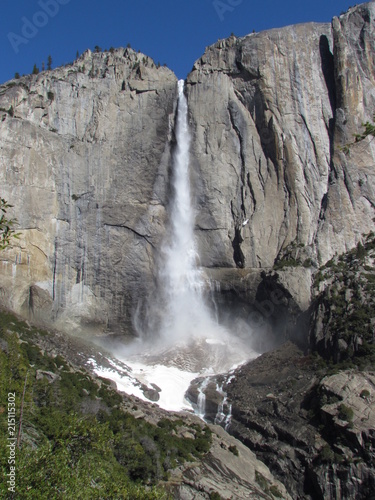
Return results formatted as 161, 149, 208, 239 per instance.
187, 2, 375, 328
0, 48, 177, 335
0, 4, 374, 340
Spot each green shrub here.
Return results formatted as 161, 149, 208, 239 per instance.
209, 492, 222, 500
273, 258, 299, 270
356, 241, 366, 259
319, 445, 334, 463
255, 470, 269, 491
228, 445, 239, 456
337, 404, 354, 422
360, 389, 370, 399
270, 484, 283, 497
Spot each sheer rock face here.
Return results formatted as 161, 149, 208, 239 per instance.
0, 48, 177, 334
1, 4, 375, 336
187, 24, 334, 270
187, 3, 375, 310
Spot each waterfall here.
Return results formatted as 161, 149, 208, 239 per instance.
214, 382, 227, 426
214, 377, 234, 430
196, 378, 209, 420
96, 80, 258, 414
125, 79, 257, 387
158, 80, 223, 345
85, 80, 260, 415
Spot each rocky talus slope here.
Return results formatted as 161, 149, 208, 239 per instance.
0, 309, 291, 500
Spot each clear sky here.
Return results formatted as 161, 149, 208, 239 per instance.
0, 0, 358, 84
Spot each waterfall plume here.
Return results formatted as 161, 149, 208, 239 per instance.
157, 80, 225, 345
131, 80, 257, 373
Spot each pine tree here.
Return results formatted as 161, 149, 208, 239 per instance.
0, 198, 19, 250
32, 64, 39, 75
343, 115, 375, 154
357, 241, 366, 260
47, 55, 52, 71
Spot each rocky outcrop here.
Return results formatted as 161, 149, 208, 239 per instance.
309, 232, 375, 365
170, 425, 292, 499
317, 5, 375, 262
192, 342, 375, 499
308, 371, 375, 499
187, 24, 333, 269
0, 48, 177, 335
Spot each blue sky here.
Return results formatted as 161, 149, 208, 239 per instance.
1, 0, 356, 84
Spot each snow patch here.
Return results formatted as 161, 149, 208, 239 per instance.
89, 356, 198, 412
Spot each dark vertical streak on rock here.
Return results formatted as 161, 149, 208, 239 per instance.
319, 35, 336, 117
52, 239, 57, 302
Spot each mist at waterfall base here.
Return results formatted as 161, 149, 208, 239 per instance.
93, 81, 258, 413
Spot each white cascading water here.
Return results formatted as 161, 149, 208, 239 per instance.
157, 79, 225, 346
196, 378, 209, 420
143, 78, 258, 375
214, 380, 233, 429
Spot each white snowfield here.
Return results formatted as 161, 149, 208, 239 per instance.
92, 358, 198, 412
